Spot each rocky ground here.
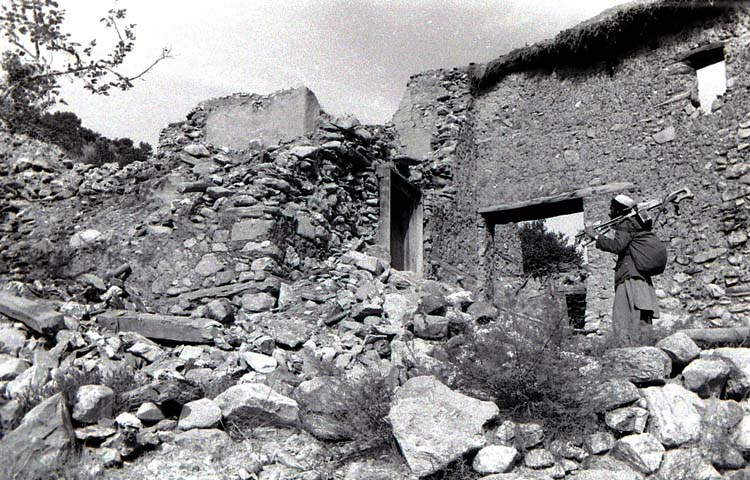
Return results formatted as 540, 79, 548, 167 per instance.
3, 99, 750, 480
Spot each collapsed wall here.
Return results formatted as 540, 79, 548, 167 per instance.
394, 2, 750, 333
0, 88, 394, 316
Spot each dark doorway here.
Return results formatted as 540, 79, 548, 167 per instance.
379, 167, 423, 274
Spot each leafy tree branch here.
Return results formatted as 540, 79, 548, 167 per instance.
0, 0, 171, 116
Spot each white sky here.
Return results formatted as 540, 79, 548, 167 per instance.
697, 60, 727, 113
42, 0, 630, 145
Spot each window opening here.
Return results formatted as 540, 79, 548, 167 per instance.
680, 42, 726, 114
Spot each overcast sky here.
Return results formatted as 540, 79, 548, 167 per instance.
53, 0, 629, 146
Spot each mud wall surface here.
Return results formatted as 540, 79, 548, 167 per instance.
203, 87, 321, 150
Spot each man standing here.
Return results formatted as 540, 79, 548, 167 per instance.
584, 194, 660, 346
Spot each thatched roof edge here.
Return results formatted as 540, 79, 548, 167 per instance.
469, 0, 741, 94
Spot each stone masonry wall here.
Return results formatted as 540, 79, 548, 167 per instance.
471, 8, 750, 331
391, 68, 485, 291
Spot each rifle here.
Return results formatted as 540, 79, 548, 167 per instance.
575, 187, 693, 247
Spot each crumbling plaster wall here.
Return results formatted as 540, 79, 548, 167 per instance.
471, 10, 750, 330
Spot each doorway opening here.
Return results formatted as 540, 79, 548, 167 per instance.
379, 167, 423, 274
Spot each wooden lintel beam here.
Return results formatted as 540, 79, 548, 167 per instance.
479, 182, 635, 216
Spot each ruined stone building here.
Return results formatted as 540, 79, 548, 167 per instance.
392, 1, 750, 333
3, 1, 747, 340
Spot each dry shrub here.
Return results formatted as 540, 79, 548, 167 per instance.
329, 371, 399, 457
422, 457, 480, 480
446, 294, 607, 441
7, 364, 139, 431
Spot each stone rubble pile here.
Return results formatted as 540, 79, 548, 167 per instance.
0, 242, 484, 479
379, 333, 750, 479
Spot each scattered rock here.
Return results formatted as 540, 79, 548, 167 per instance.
473, 445, 519, 474
591, 380, 641, 412
0, 354, 30, 381
0, 393, 76, 480
136, 402, 164, 423
241, 351, 278, 373
214, 383, 299, 427
603, 347, 671, 385
605, 406, 649, 434
682, 358, 730, 396
178, 398, 222, 430
0, 291, 65, 335
641, 383, 703, 447
656, 332, 701, 367
524, 449, 555, 469
72, 385, 115, 424
653, 126, 675, 144
585, 432, 615, 454
613, 433, 664, 474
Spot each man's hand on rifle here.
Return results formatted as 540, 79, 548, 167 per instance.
584, 225, 598, 241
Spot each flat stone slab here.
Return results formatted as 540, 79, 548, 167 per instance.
0, 291, 64, 335
97, 311, 222, 344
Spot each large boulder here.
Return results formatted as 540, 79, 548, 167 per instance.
0, 393, 76, 479
641, 383, 703, 447
603, 347, 671, 385
655, 447, 722, 480
612, 433, 665, 474
388, 375, 499, 477
214, 383, 299, 427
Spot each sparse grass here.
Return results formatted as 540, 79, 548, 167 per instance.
5, 364, 140, 432
422, 457, 480, 480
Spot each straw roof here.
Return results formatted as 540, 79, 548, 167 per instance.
470, 0, 739, 93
